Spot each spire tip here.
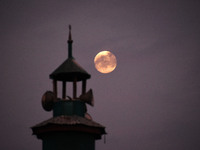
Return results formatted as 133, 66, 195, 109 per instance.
68, 24, 72, 42
68, 24, 73, 58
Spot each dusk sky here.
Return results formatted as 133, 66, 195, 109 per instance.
1, 0, 200, 150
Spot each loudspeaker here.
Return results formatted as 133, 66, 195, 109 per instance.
41, 91, 56, 111
79, 89, 94, 106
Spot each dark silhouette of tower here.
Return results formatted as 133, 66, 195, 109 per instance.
31, 26, 106, 150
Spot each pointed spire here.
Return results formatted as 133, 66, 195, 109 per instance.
68, 25, 73, 58
68, 25, 72, 41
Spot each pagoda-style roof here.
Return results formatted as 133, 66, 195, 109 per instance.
49, 58, 91, 81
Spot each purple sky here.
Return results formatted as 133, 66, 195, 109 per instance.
1, 0, 200, 150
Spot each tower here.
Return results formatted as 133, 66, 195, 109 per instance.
31, 26, 106, 150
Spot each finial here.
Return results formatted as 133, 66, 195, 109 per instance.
68, 25, 72, 42
68, 24, 73, 58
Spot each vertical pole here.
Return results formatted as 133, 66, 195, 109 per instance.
68, 25, 73, 58
62, 81, 66, 99
82, 80, 86, 95
53, 80, 57, 98
73, 78, 77, 99
68, 42, 72, 58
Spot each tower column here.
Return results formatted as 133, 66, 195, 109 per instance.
73, 77, 77, 99
62, 81, 66, 99
53, 80, 57, 98
82, 80, 86, 94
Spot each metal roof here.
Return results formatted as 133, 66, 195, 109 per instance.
49, 58, 91, 81
32, 115, 105, 129
31, 115, 106, 139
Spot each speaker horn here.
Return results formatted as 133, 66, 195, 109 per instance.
79, 89, 94, 106
41, 91, 56, 111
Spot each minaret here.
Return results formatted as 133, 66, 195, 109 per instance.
31, 26, 106, 150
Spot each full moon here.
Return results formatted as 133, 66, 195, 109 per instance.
94, 51, 117, 73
